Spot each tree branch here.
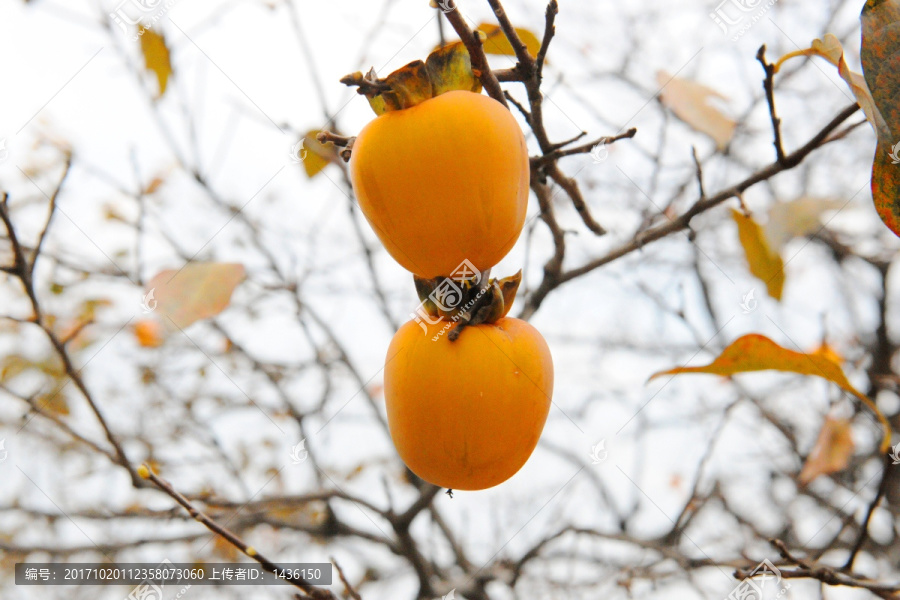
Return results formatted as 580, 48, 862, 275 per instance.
141, 465, 338, 599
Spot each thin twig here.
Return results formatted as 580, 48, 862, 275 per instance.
29, 155, 71, 276
756, 539, 900, 599
757, 45, 786, 164
545, 162, 606, 235
842, 453, 893, 570
548, 131, 587, 151
141, 465, 337, 599
504, 91, 532, 125
331, 556, 362, 600
691, 147, 706, 200
316, 131, 354, 147
441, 7, 508, 106
535, 0, 558, 79
339, 70, 392, 96
486, 0, 535, 74
520, 103, 860, 317
532, 128, 637, 165
1, 182, 142, 487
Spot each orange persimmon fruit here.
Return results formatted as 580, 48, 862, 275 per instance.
384, 316, 553, 490
350, 90, 529, 279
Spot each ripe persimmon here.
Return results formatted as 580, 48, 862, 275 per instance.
384, 316, 553, 490
350, 90, 529, 278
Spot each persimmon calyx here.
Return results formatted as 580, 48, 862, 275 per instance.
414, 268, 492, 320
341, 43, 483, 114
413, 270, 523, 340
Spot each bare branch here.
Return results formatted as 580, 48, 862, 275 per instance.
757, 45, 787, 164
441, 8, 508, 106
142, 465, 337, 599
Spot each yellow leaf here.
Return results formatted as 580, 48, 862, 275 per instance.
299, 130, 334, 179
211, 534, 239, 561
0, 355, 30, 384
139, 28, 172, 97
36, 392, 70, 416
345, 463, 366, 480
798, 416, 854, 485
145, 262, 246, 329
144, 177, 165, 195
140, 367, 156, 385
812, 342, 843, 366
840, 60, 889, 140
775, 34, 889, 140
58, 319, 95, 352
103, 204, 128, 223
732, 209, 785, 301
764, 198, 845, 251
476, 23, 541, 58
78, 298, 113, 322
657, 71, 736, 150
1, 354, 67, 384
778, 24, 900, 238
807, 33, 844, 65
649, 333, 891, 451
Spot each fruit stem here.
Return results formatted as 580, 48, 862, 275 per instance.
316, 131, 355, 162
448, 268, 494, 342
340, 69, 391, 96
316, 131, 354, 147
